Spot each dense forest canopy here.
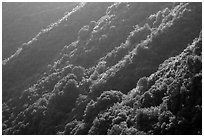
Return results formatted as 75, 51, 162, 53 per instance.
2, 2, 202, 135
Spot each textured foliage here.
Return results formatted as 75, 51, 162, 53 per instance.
2, 2, 202, 135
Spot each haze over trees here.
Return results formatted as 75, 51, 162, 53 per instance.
2, 2, 202, 135
2, 2, 79, 59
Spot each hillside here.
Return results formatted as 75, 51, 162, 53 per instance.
3, 2, 112, 100
2, 2, 78, 59
2, 2, 202, 135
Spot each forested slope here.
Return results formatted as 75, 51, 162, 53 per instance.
3, 3, 112, 100
78, 32, 202, 135
2, 2, 202, 135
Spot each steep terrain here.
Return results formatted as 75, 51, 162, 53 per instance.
2, 2, 202, 135
79, 32, 202, 135
3, 2, 112, 100
2, 2, 78, 59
